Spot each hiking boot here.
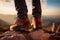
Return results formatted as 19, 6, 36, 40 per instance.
34, 16, 42, 30
10, 17, 33, 32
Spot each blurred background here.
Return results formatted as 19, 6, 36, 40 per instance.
0, 0, 60, 33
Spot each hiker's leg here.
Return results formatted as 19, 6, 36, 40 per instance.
12, 0, 32, 32
32, 0, 42, 30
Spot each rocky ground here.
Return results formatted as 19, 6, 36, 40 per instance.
0, 30, 60, 40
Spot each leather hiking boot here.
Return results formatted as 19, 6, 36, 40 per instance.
34, 16, 42, 30
10, 17, 33, 32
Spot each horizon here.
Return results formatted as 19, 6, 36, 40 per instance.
0, 13, 60, 16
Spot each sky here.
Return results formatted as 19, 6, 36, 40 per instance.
47, 0, 60, 8
42, 0, 60, 16
0, 0, 60, 16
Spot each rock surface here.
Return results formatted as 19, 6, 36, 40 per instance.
0, 30, 60, 40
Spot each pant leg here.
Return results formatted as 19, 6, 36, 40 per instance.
14, 0, 28, 19
32, 0, 42, 17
